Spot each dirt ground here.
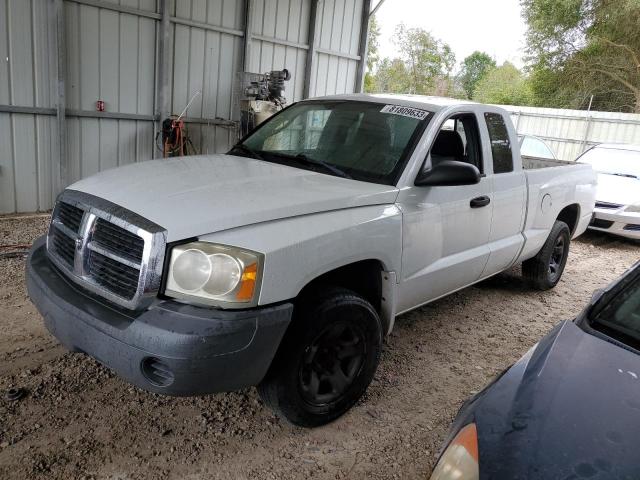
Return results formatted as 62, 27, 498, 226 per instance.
0, 214, 638, 480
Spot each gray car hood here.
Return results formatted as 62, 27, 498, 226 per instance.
69, 154, 399, 241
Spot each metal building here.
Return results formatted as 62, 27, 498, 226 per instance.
0, 0, 372, 214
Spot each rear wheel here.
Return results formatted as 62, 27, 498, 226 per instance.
257, 288, 382, 428
522, 220, 571, 290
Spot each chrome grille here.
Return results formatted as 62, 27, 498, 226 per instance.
57, 202, 84, 232
93, 218, 145, 263
46, 190, 167, 310
87, 250, 140, 300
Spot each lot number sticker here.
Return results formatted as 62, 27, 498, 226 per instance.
380, 104, 429, 120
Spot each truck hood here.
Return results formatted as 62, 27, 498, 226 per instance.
69, 154, 399, 241
595, 173, 640, 206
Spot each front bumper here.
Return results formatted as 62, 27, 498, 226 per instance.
26, 236, 293, 396
589, 208, 640, 239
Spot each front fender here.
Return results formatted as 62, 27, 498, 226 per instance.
199, 204, 403, 305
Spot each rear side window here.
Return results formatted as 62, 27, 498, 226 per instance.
484, 113, 513, 174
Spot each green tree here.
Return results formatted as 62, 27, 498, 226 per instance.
459, 51, 496, 99
473, 62, 534, 106
385, 24, 455, 95
523, 0, 640, 112
364, 16, 381, 93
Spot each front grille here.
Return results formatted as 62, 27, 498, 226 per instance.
46, 191, 166, 310
595, 201, 623, 210
87, 250, 140, 300
50, 228, 75, 266
590, 218, 614, 229
57, 201, 84, 232
93, 218, 144, 263
624, 224, 640, 231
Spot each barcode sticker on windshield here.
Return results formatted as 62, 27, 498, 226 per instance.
380, 105, 429, 120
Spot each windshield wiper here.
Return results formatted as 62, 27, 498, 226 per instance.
290, 153, 353, 179
602, 171, 638, 180
230, 143, 264, 161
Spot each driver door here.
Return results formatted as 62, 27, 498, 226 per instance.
396, 112, 493, 313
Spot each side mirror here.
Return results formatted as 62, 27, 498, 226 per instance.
415, 160, 481, 187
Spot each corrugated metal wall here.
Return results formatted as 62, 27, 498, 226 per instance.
0, 0, 58, 213
502, 105, 640, 161
0, 0, 367, 214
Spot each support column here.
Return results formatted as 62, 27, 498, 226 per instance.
156, 0, 171, 125
302, 0, 318, 99
355, 0, 372, 93
54, 0, 67, 190
242, 0, 253, 72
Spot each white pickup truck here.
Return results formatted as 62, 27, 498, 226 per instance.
27, 94, 596, 427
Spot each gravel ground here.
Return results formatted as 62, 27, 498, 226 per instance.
0, 214, 638, 480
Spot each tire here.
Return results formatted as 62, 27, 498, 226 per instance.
522, 220, 571, 290
257, 287, 383, 428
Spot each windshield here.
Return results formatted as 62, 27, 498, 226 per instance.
578, 147, 640, 179
235, 100, 431, 185
591, 268, 640, 351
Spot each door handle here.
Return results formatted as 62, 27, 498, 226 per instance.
470, 195, 491, 208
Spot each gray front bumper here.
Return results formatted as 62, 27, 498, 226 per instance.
26, 236, 293, 396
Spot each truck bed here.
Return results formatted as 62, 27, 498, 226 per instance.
522, 156, 575, 170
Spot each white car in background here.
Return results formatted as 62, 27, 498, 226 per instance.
518, 135, 557, 160
579, 143, 640, 240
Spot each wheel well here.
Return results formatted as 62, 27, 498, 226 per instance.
557, 204, 580, 235
298, 260, 384, 313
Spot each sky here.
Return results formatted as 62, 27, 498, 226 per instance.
374, 0, 527, 71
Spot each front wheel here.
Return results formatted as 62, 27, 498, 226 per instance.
257, 288, 382, 428
522, 220, 571, 290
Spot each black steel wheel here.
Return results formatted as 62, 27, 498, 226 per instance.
299, 320, 367, 406
523, 220, 571, 290
258, 287, 382, 428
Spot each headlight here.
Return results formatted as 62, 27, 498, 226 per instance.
165, 241, 263, 307
625, 203, 640, 213
430, 423, 479, 480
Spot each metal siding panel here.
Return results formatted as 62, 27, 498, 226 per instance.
33, 0, 52, 109
192, 0, 206, 20
79, 4, 100, 111
119, 12, 139, 114
325, 55, 338, 95
294, 48, 306, 102
188, 25, 205, 118
81, 118, 100, 177
275, 0, 288, 40
99, 118, 118, 171
172, 24, 190, 114
118, 119, 137, 165
65, 1, 80, 109
221, 0, 237, 29
137, 16, 156, 115
330, 0, 344, 52
0, 113, 15, 213
100, 9, 120, 112
35, 116, 56, 210
215, 32, 234, 150
8, 0, 34, 106
13, 113, 38, 211
136, 120, 153, 161
349, 0, 363, 55
203, 31, 220, 118
66, 117, 81, 183
251, 0, 264, 35
0, 0, 9, 104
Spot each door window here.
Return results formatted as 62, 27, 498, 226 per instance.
430, 114, 483, 173
484, 113, 513, 173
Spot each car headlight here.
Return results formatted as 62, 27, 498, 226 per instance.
430, 423, 479, 480
625, 203, 640, 213
165, 241, 263, 307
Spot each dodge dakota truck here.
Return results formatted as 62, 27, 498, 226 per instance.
27, 94, 597, 427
